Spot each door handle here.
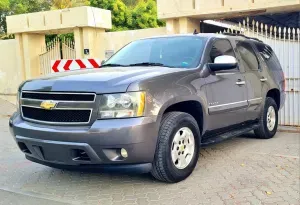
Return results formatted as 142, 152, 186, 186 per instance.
260, 77, 268, 82
236, 80, 246, 85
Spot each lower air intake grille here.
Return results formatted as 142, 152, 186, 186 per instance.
22, 106, 91, 124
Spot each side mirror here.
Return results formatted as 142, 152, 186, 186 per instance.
208, 55, 238, 72
101, 60, 106, 65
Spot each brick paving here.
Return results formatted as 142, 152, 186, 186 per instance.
0, 99, 299, 205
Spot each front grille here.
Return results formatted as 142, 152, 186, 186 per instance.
20, 91, 95, 125
22, 106, 91, 124
22, 92, 95, 102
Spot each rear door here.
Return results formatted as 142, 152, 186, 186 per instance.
205, 39, 248, 130
235, 40, 263, 121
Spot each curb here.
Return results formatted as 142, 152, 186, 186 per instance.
278, 126, 300, 133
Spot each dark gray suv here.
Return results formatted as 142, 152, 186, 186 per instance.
9, 33, 286, 183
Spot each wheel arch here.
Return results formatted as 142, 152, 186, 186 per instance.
157, 97, 207, 135
266, 88, 280, 109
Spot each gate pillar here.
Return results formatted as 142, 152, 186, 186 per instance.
166, 17, 200, 34
15, 33, 46, 80
74, 27, 106, 60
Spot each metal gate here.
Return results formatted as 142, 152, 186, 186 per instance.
39, 38, 76, 75
219, 18, 300, 126
62, 38, 76, 60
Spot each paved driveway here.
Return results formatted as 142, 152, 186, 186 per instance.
0, 99, 299, 205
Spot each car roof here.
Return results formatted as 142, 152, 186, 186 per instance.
139, 33, 242, 40
138, 33, 263, 44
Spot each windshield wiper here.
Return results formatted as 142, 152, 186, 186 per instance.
101, 62, 176, 68
101, 63, 128, 68
128, 62, 175, 68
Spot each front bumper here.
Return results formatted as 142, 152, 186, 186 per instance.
9, 113, 159, 171
26, 156, 152, 173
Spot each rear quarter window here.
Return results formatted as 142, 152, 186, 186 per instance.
254, 43, 282, 71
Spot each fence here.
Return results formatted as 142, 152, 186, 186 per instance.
220, 18, 300, 126
39, 38, 76, 75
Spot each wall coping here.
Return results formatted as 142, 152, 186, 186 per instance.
6, 6, 112, 34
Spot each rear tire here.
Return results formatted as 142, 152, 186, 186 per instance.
254, 97, 278, 139
151, 112, 201, 183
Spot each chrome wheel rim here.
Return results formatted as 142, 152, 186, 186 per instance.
171, 127, 195, 169
267, 106, 276, 131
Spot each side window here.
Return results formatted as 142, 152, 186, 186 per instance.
236, 41, 259, 71
210, 39, 236, 63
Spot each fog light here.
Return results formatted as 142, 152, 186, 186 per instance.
120, 148, 128, 158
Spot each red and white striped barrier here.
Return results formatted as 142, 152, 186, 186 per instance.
51, 59, 101, 73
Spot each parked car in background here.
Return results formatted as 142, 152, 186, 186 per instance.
9, 33, 285, 183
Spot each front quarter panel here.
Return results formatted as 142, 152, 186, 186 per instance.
128, 70, 209, 132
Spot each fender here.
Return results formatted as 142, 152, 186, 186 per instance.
156, 95, 209, 135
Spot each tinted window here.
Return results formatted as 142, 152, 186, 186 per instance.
254, 42, 282, 71
104, 37, 207, 69
210, 39, 235, 62
236, 41, 259, 71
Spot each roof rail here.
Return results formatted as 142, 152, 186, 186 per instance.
222, 32, 263, 43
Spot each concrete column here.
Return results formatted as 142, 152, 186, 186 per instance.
166, 18, 180, 34
179, 17, 200, 34
166, 17, 200, 34
74, 28, 84, 59
74, 27, 106, 60
14, 34, 26, 81
15, 33, 45, 80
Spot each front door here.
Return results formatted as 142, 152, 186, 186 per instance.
205, 39, 248, 130
235, 40, 263, 121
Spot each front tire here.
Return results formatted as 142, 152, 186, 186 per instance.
254, 97, 279, 139
151, 112, 201, 183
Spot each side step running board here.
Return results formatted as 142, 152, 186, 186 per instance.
201, 123, 260, 147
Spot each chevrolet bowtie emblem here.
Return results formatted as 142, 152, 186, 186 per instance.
40, 100, 57, 110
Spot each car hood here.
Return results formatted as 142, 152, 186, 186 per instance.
21, 67, 184, 93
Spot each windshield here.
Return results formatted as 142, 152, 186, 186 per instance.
103, 36, 207, 69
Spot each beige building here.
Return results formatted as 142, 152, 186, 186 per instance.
158, 0, 300, 20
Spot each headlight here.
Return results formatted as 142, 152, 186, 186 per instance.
98, 92, 145, 119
